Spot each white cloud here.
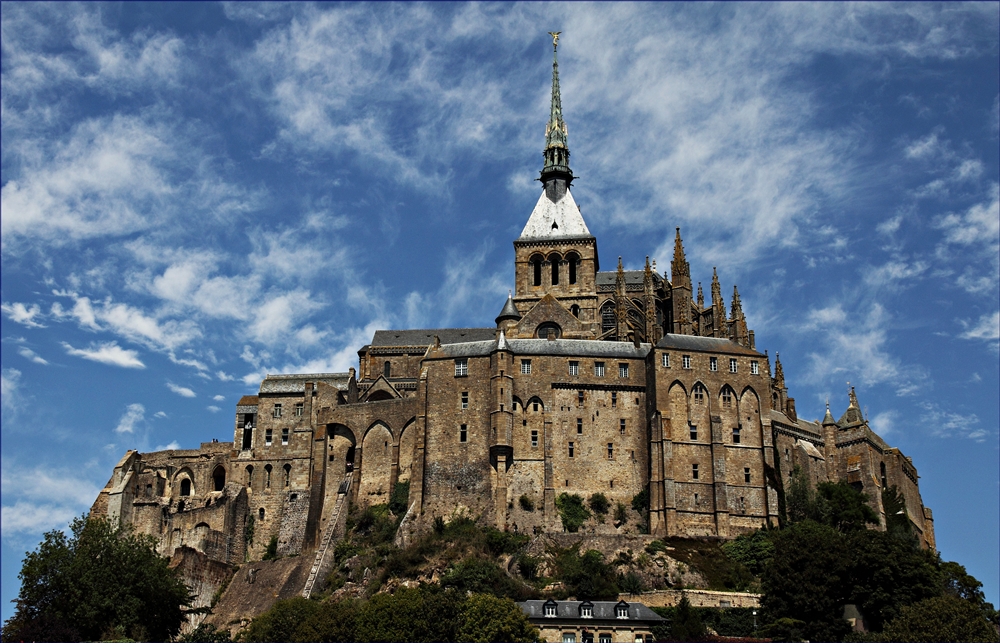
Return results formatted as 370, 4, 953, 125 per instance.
1, 368, 23, 412
937, 186, 1000, 247
213, 394, 225, 401
921, 402, 988, 442
166, 382, 196, 398
216, 371, 235, 382
0, 465, 102, 536
114, 403, 146, 434
153, 411, 168, 419
154, 441, 181, 451
62, 341, 145, 369
1, 302, 46, 327
207, 405, 221, 413
959, 312, 1000, 343
17, 346, 49, 365
876, 215, 902, 236
869, 410, 898, 437
863, 260, 928, 289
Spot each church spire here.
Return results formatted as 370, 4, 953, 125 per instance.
697, 282, 704, 308
540, 32, 572, 186
671, 228, 690, 283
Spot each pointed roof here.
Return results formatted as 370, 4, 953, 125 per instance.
540, 32, 572, 182
495, 292, 522, 324
671, 228, 690, 281
517, 187, 591, 240
497, 329, 509, 351
822, 401, 836, 426
731, 285, 744, 320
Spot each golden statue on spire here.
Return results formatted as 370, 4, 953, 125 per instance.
548, 31, 561, 50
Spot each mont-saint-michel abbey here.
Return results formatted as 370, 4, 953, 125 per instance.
90, 38, 935, 610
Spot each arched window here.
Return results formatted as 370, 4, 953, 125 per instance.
258, 507, 265, 521
264, 464, 272, 489
601, 302, 616, 334
566, 253, 579, 284
180, 478, 191, 497
531, 255, 543, 286
535, 322, 561, 339
693, 384, 706, 403
570, 304, 580, 317
245, 465, 254, 487
283, 463, 291, 487
549, 253, 561, 285
213, 466, 226, 491
383, 361, 391, 378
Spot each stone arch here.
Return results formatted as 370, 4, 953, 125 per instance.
358, 422, 393, 506
175, 468, 195, 497
328, 424, 357, 476
364, 420, 394, 442
565, 251, 580, 284
511, 395, 524, 412
526, 396, 546, 413
690, 380, 711, 440
600, 300, 616, 335
530, 254, 544, 287
570, 304, 580, 317
383, 360, 391, 378
264, 464, 273, 490
213, 465, 227, 492
245, 465, 254, 488
548, 252, 562, 285
282, 463, 291, 487
739, 387, 762, 448
667, 381, 690, 441
718, 384, 740, 444
366, 389, 395, 402
397, 418, 418, 483
535, 321, 562, 339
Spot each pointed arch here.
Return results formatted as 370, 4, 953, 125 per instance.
213, 465, 227, 492
328, 424, 357, 476
511, 395, 524, 412
359, 422, 393, 506
600, 300, 616, 335
175, 468, 195, 497
527, 396, 546, 413
666, 381, 690, 442
397, 417, 418, 483
738, 387, 762, 448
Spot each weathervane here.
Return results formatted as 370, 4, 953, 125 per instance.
548, 31, 561, 50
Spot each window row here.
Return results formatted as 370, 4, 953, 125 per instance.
689, 463, 752, 483
529, 252, 580, 287
241, 463, 293, 489
660, 353, 759, 375
270, 402, 305, 418
687, 422, 745, 443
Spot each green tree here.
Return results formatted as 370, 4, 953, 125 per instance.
722, 528, 775, 576
354, 586, 463, 642
882, 594, 1000, 643
785, 466, 813, 524
814, 481, 879, 532
554, 545, 619, 600
240, 597, 321, 642
555, 493, 591, 532
670, 596, 705, 642
456, 594, 540, 643
588, 493, 610, 515
760, 520, 851, 642
179, 622, 232, 642
2, 515, 192, 642
441, 557, 529, 600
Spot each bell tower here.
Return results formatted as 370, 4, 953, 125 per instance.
513, 32, 599, 337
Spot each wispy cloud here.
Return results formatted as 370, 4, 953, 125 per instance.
166, 382, 196, 398
61, 341, 145, 369
1, 302, 46, 327
1, 369, 23, 412
959, 311, 1000, 345
921, 402, 988, 442
0, 465, 102, 536
17, 346, 49, 365
114, 403, 146, 434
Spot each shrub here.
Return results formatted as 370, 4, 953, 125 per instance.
389, 480, 410, 516
631, 487, 649, 513
519, 494, 535, 512
262, 535, 279, 561
518, 554, 539, 580
619, 570, 644, 595
433, 516, 446, 534
614, 501, 628, 525
588, 493, 610, 514
555, 493, 591, 532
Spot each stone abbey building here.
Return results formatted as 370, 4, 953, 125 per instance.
91, 41, 935, 590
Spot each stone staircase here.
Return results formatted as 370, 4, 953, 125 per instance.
301, 474, 352, 598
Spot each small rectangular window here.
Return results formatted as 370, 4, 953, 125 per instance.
578, 390, 585, 405
751, 360, 759, 375
568, 442, 575, 458
692, 463, 699, 480
607, 443, 614, 460
710, 357, 718, 372
569, 361, 579, 376
273, 404, 282, 418
295, 402, 303, 417
744, 467, 751, 484
690, 424, 698, 441
662, 353, 670, 368
594, 362, 606, 377
620, 419, 626, 435
577, 418, 583, 434
531, 430, 539, 447
265, 429, 273, 446
461, 391, 469, 409
682, 355, 691, 369
730, 358, 738, 373
733, 426, 741, 444
521, 359, 532, 374
619, 363, 629, 378
611, 391, 617, 408
281, 428, 289, 445
455, 358, 468, 377
460, 424, 468, 443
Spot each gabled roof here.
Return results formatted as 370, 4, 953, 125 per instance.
596, 270, 663, 287
370, 328, 495, 347
517, 189, 592, 241
519, 600, 664, 622
656, 333, 761, 356
237, 395, 259, 407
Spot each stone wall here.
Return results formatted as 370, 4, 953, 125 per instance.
629, 589, 761, 609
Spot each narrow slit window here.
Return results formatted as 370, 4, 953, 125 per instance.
744, 467, 751, 484
611, 391, 617, 408
265, 429, 273, 446
461, 391, 469, 409
281, 428, 289, 445
531, 430, 538, 448
460, 424, 468, 443
607, 443, 614, 459
577, 418, 583, 434
690, 424, 698, 441
568, 442, 574, 458
692, 463, 699, 480
620, 419, 626, 435
733, 426, 741, 444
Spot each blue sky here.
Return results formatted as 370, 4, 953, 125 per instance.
2, 2, 997, 616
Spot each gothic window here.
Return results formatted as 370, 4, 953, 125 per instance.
283, 464, 291, 487
180, 478, 191, 496
455, 358, 468, 377
722, 388, 733, 408
693, 384, 705, 403
383, 361, 391, 378
601, 303, 616, 334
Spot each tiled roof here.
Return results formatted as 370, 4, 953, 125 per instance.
656, 333, 761, 356
237, 395, 259, 406
259, 373, 351, 394
370, 328, 496, 347
519, 600, 665, 622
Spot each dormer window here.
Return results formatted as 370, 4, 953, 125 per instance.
615, 600, 630, 619
579, 600, 594, 618
544, 599, 558, 617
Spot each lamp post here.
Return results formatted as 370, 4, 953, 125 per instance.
752, 609, 757, 632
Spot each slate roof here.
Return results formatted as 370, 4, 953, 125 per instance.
370, 328, 496, 347
596, 270, 664, 286
259, 373, 351, 394
519, 600, 665, 622
237, 395, 259, 407
656, 333, 762, 356
432, 338, 651, 360
518, 189, 593, 240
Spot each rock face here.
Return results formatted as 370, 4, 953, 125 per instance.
203, 557, 311, 633
87, 45, 937, 630
167, 547, 234, 632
